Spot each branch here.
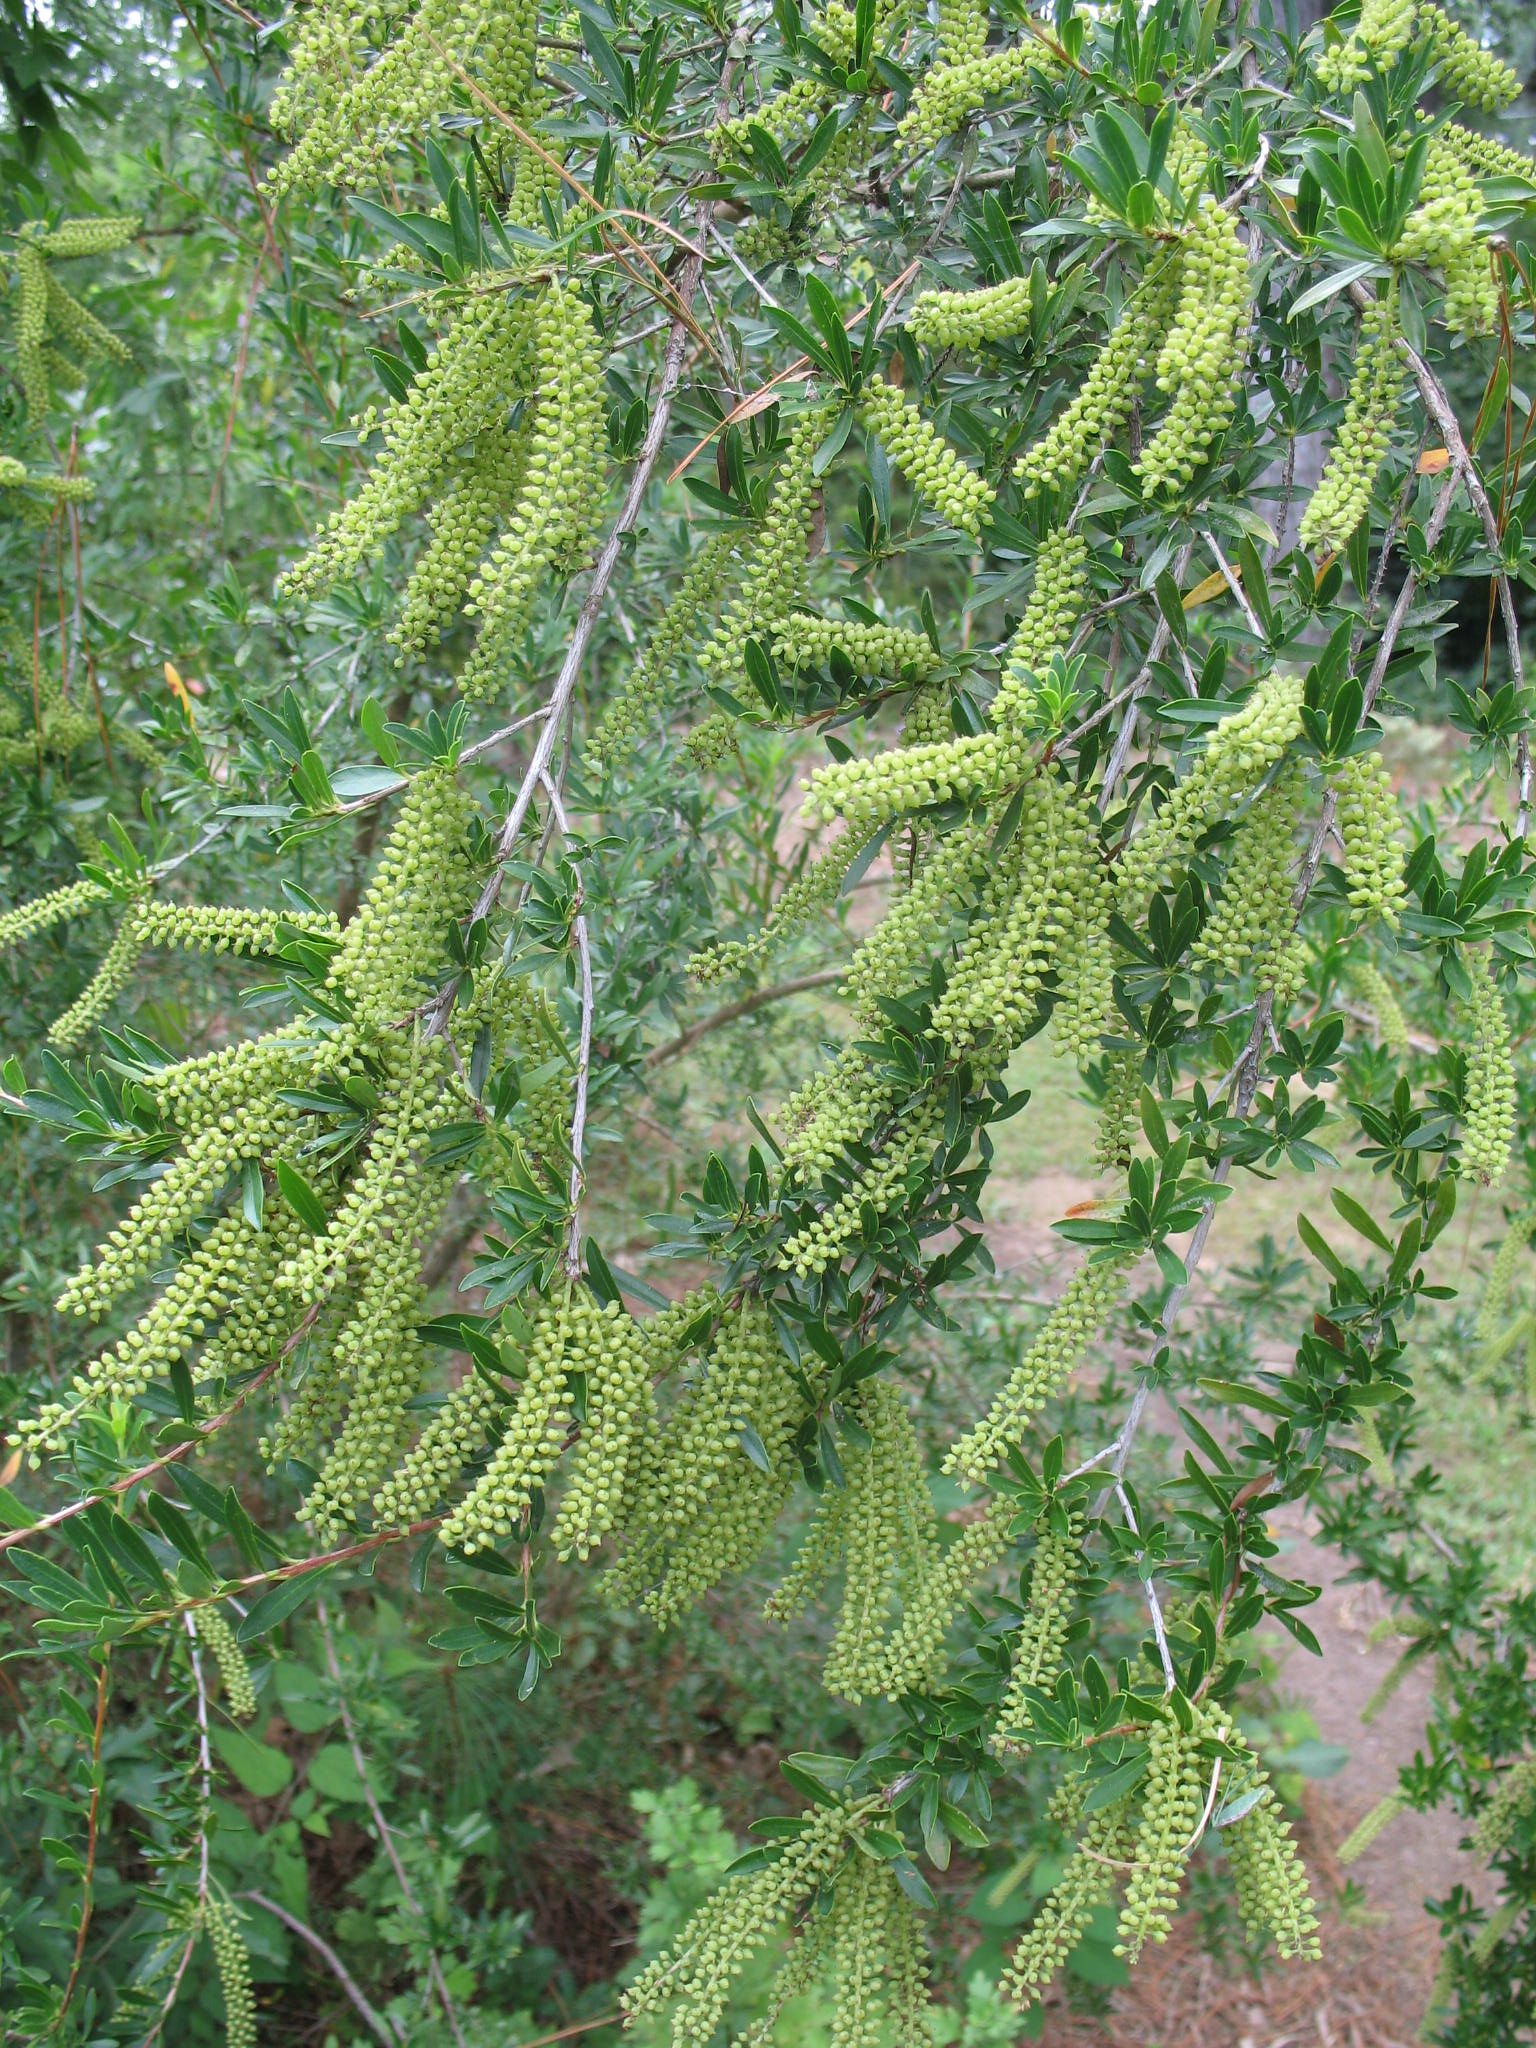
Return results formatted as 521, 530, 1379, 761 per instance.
240, 1893, 402, 2047
1099, 541, 1197, 806
643, 969, 845, 1068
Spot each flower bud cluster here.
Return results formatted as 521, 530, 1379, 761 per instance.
439, 1284, 584, 1553
702, 405, 835, 685
1016, 263, 1180, 497
19, 1212, 256, 1457
1003, 1794, 1133, 2009
1351, 959, 1410, 1057
1117, 672, 1305, 918
1315, 0, 1416, 92
1474, 1202, 1535, 1347
0, 875, 109, 948
136, 901, 340, 958
588, 532, 737, 766
931, 775, 1100, 1054
270, 0, 539, 195
1471, 1757, 1536, 1857
898, 45, 1038, 152
910, 272, 1035, 350
817, 1382, 943, 1701
392, 430, 525, 657
1462, 949, 1515, 1186
554, 1297, 656, 1561
948, 1255, 1130, 1481
197, 1606, 257, 1720
803, 730, 1031, 830
1093, 1049, 1141, 1175
992, 528, 1090, 732
857, 379, 995, 536
1134, 203, 1249, 492
48, 906, 147, 1050
1393, 136, 1499, 338
281, 294, 535, 610
206, 1899, 257, 2048
460, 281, 606, 698
1225, 1777, 1322, 1960
1333, 750, 1405, 925
774, 613, 938, 681
1419, 1, 1521, 110
691, 828, 870, 985
993, 1509, 1087, 1749
1191, 767, 1304, 990
12, 223, 133, 419
1444, 121, 1535, 184
877, 1497, 1011, 1697
840, 820, 985, 1022
624, 1801, 863, 2046
1300, 287, 1406, 549
1116, 1714, 1216, 1959
779, 1096, 946, 1277
372, 1368, 503, 1530
610, 1299, 803, 1623
685, 711, 737, 769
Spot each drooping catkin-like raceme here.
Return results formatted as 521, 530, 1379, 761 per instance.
689, 827, 872, 985
898, 44, 1041, 152
932, 774, 1112, 1059
778, 1095, 948, 1279
281, 293, 536, 610
991, 528, 1090, 733
702, 405, 836, 688
856, 379, 996, 537
553, 1298, 655, 1561
1462, 950, 1516, 1186
1475, 1204, 1536, 1348
206, 1898, 257, 2048
947, 1256, 1131, 1483
1115, 1715, 1213, 1961
1224, 1776, 1322, 1959
1134, 203, 1249, 493
818, 1382, 944, 1702
1116, 672, 1306, 921
1443, 121, 1536, 187
1333, 751, 1406, 925
0, 875, 110, 947
1314, 0, 1417, 92
1471, 1757, 1536, 1856
47, 902, 146, 1049
268, 0, 539, 195
19, 1211, 259, 1457
1004, 1790, 1134, 2009
1393, 132, 1499, 338
992, 1509, 1086, 1749
803, 728, 1031, 832
393, 425, 527, 656
624, 1803, 922, 2048
1191, 767, 1306, 998
195, 1607, 257, 1721
11, 219, 136, 419
587, 531, 737, 766
459, 281, 607, 698
1093, 1048, 1141, 1175
438, 1284, 582, 1552
875, 1497, 1012, 1697
1015, 262, 1179, 499
910, 272, 1037, 350
1351, 959, 1411, 1055
610, 1297, 805, 1622
774, 613, 939, 683
1338, 1791, 1407, 1863
1418, 1, 1522, 110
1300, 286, 1406, 552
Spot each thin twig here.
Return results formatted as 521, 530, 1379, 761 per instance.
240, 1893, 402, 2047
644, 969, 846, 1067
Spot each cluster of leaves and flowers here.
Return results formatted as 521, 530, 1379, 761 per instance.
1, 0, 1536, 2039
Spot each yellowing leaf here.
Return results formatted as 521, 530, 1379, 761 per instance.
1417, 447, 1451, 474
163, 661, 196, 723
1181, 569, 1230, 609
